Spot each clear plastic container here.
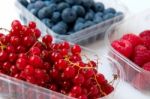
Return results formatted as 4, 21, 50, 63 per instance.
0, 41, 123, 99
15, 0, 127, 45
106, 10, 150, 93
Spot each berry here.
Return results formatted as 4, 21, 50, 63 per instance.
121, 33, 142, 47
74, 22, 85, 32
139, 30, 150, 37
30, 47, 41, 56
93, 2, 105, 12
64, 66, 76, 79
42, 34, 53, 46
85, 10, 94, 21
57, 2, 70, 12
51, 12, 61, 23
29, 55, 43, 68
132, 45, 150, 66
0, 51, 8, 62
84, 21, 94, 28
71, 86, 82, 95
142, 62, 150, 71
82, 0, 94, 9
28, 21, 36, 29
72, 5, 85, 17
139, 31, 150, 49
74, 74, 85, 85
111, 39, 133, 58
71, 44, 81, 54
61, 8, 77, 23
103, 13, 114, 20
16, 58, 27, 70
104, 8, 116, 14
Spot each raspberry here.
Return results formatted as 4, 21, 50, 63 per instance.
139, 30, 150, 37
132, 45, 150, 67
111, 39, 133, 58
139, 30, 150, 49
121, 33, 142, 47
142, 62, 150, 71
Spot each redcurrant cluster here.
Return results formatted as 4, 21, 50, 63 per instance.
0, 20, 114, 99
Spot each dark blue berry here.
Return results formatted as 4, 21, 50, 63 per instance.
84, 21, 94, 28
103, 13, 115, 20
51, 0, 62, 3
27, 3, 35, 10
34, 1, 46, 10
51, 12, 61, 23
85, 10, 94, 21
18, 0, 29, 7
38, 7, 52, 19
104, 8, 116, 14
57, 2, 70, 12
93, 2, 105, 12
65, 0, 82, 5
95, 12, 103, 17
74, 22, 85, 31
82, 0, 94, 9
76, 17, 85, 24
93, 15, 103, 24
72, 5, 85, 17
61, 8, 77, 23
42, 18, 54, 28
52, 21, 68, 34
30, 0, 39, 3
30, 8, 38, 16
47, 3, 57, 12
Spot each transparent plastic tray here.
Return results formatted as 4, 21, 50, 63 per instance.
15, 0, 127, 45
106, 9, 150, 93
0, 36, 123, 99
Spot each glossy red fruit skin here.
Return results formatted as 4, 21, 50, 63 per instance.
32, 28, 41, 38
29, 55, 43, 68
71, 44, 81, 54
42, 35, 53, 45
111, 39, 133, 58
73, 74, 85, 85
0, 51, 8, 62
8, 53, 18, 63
64, 66, 76, 79
16, 58, 27, 70
30, 47, 41, 56
28, 21, 36, 29
11, 20, 22, 31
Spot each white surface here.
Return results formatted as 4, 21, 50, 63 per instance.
0, 0, 150, 99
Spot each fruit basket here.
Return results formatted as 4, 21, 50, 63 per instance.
15, 0, 127, 45
106, 10, 150, 93
0, 20, 123, 99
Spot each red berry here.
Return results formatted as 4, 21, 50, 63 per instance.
16, 45, 27, 53
139, 30, 150, 38
142, 62, 150, 71
11, 20, 22, 31
132, 45, 150, 66
96, 73, 106, 84
55, 59, 67, 71
16, 58, 27, 70
32, 28, 41, 38
42, 35, 53, 45
111, 39, 133, 58
74, 74, 85, 85
0, 51, 8, 62
2, 62, 11, 72
49, 84, 57, 91
78, 95, 88, 99
28, 21, 36, 29
71, 86, 82, 95
64, 66, 76, 79
89, 85, 99, 95
60, 41, 70, 49
50, 68, 59, 80
30, 47, 41, 56
71, 44, 81, 54
24, 65, 35, 76
121, 33, 142, 47
6, 45, 16, 53
29, 55, 43, 68
23, 36, 36, 47
10, 36, 20, 46
10, 65, 19, 74
8, 53, 17, 62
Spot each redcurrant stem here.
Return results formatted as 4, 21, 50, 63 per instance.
109, 74, 118, 85
25, 41, 39, 54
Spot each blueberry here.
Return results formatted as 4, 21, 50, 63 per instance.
30, 8, 38, 16
38, 6, 52, 19
82, 0, 94, 9
94, 2, 105, 12
30, 0, 39, 3
52, 21, 68, 34
85, 10, 94, 21
93, 15, 103, 24
42, 18, 54, 28
51, 0, 61, 3
34, 1, 46, 10
76, 17, 85, 24
62, 8, 77, 23
27, 3, 35, 10
95, 12, 103, 17
104, 8, 116, 14
18, 0, 29, 7
51, 12, 61, 23
47, 3, 57, 12
74, 22, 85, 31
44, 1, 52, 6
57, 2, 70, 12
103, 13, 115, 20
72, 5, 85, 17
84, 21, 94, 28
65, 0, 82, 5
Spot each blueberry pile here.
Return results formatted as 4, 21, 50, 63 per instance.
19, 0, 123, 35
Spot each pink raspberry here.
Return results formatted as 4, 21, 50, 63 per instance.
121, 33, 142, 47
111, 39, 133, 58
132, 45, 150, 67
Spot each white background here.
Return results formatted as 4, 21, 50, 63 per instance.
0, 0, 150, 99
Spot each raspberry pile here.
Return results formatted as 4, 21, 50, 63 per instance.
111, 31, 150, 90
111, 32, 150, 71
0, 20, 114, 99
